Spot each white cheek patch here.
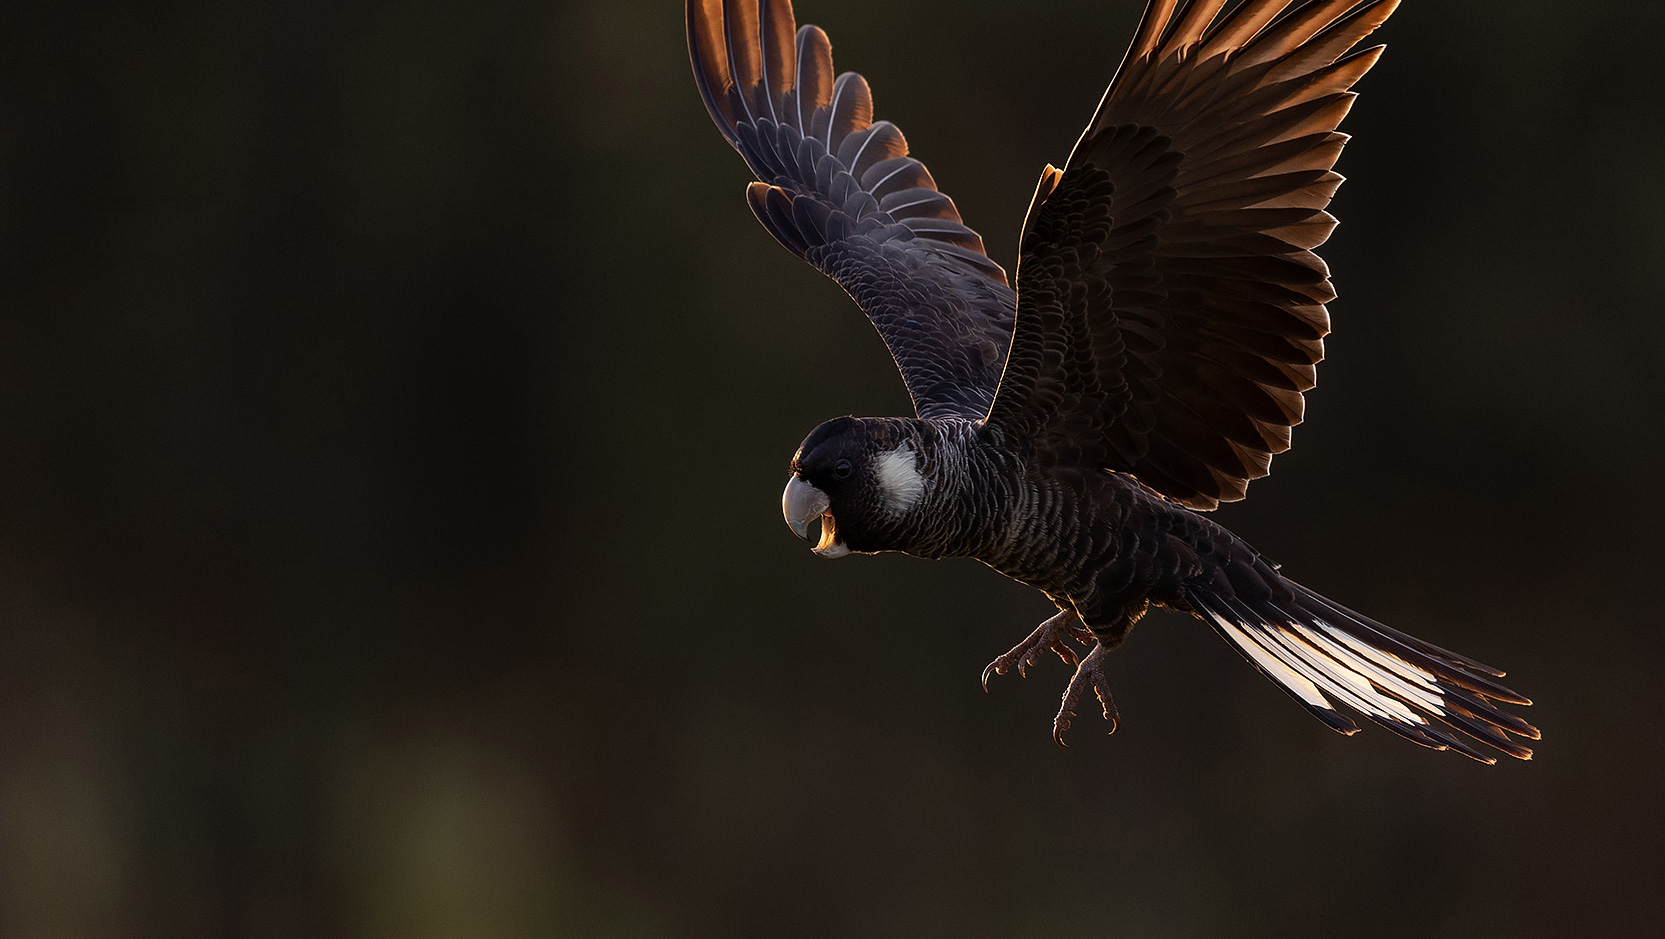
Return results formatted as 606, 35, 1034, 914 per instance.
874, 444, 925, 515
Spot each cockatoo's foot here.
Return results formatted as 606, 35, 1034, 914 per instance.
980, 609, 1095, 690
1052, 644, 1118, 746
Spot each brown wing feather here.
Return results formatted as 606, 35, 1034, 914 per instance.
987, 0, 1400, 508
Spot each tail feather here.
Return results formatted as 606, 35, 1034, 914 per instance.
1187, 583, 1539, 764
1298, 591, 1530, 704
1201, 597, 1364, 737
1300, 587, 1510, 679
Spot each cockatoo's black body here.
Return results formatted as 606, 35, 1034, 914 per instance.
692, 0, 1539, 762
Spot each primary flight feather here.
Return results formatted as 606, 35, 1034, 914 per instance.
688, 0, 1539, 763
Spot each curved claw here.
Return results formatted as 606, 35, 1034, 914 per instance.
979, 660, 1000, 692
1052, 716, 1074, 747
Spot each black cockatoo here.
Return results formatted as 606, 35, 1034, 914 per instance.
688, 0, 1538, 762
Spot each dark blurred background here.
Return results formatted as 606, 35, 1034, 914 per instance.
2, 0, 1662, 935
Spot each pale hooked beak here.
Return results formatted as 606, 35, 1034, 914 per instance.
782, 475, 850, 558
